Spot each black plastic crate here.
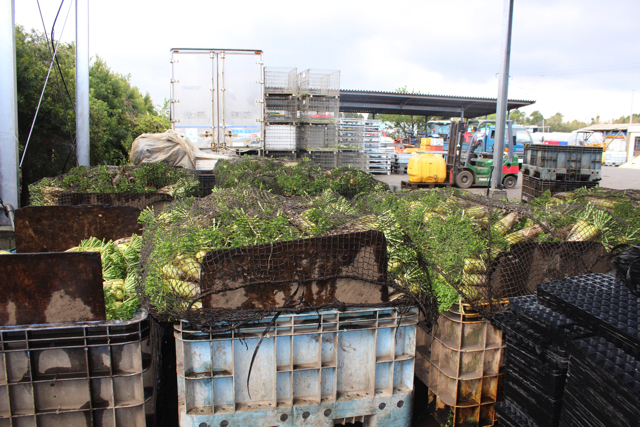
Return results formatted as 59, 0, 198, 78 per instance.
522, 144, 602, 181
521, 175, 599, 203
197, 174, 216, 197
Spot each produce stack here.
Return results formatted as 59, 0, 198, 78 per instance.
495, 273, 640, 427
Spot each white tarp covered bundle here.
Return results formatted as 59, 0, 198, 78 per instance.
130, 129, 226, 170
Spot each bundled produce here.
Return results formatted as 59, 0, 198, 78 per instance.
134, 157, 640, 326
67, 235, 142, 320
29, 163, 199, 206
213, 156, 388, 197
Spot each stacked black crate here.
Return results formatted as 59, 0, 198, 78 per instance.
537, 274, 640, 427
494, 296, 591, 427
521, 145, 602, 202
264, 67, 299, 158
495, 273, 640, 427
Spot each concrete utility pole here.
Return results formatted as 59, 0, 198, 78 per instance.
76, 0, 90, 166
490, 0, 515, 199
0, 0, 20, 226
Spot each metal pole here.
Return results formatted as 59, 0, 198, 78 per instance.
0, 0, 20, 225
76, 0, 90, 166
631, 90, 634, 124
491, 0, 515, 190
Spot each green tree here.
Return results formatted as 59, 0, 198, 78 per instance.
526, 110, 544, 126
14, 26, 170, 205
376, 86, 438, 138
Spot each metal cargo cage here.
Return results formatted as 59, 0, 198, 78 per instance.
337, 151, 369, 173
265, 95, 299, 123
170, 48, 264, 151
264, 67, 298, 94
175, 306, 418, 427
0, 310, 158, 427
297, 124, 337, 151
265, 125, 298, 151
298, 69, 340, 96
298, 96, 339, 124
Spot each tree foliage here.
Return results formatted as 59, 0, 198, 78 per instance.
375, 86, 442, 138
15, 26, 170, 205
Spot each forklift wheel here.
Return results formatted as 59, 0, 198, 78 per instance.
503, 175, 517, 189
455, 170, 474, 189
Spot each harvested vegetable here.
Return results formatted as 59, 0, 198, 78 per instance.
29, 163, 199, 206
68, 235, 142, 320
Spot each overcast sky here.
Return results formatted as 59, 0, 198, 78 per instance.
14, 0, 640, 123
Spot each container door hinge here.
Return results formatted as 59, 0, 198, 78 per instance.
170, 59, 179, 63
170, 79, 179, 83
170, 99, 180, 103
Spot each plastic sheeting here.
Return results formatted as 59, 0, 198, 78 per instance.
130, 129, 226, 170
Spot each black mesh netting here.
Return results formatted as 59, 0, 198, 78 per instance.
136, 185, 640, 332
28, 164, 199, 208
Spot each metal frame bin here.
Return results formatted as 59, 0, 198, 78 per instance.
265, 125, 298, 151
337, 151, 369, 173
264, 67, 298, 95
298, 96, 339, 124
424, 307, 505, 427
265, 95, 299, 124
175, 306, 418, 427
0, 310, 158, 427
303, 151, 338, 171
297, 69, 340, 97
297, 124, 338, 151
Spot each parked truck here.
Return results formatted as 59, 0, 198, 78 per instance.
170, 48, 264, 152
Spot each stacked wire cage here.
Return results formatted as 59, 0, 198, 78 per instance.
298, 95, 339, 124
297, 124, 338, 152
297, 69, 340, 97
264, 67, 299, 158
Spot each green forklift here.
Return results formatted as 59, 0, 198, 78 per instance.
446, 121, 520, 189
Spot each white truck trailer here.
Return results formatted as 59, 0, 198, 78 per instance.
170, 48, 264, 152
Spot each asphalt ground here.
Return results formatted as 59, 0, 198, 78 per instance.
375, 166, 640, 201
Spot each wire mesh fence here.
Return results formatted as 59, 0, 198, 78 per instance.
135, 177, 640, 333
264, 67, 298, 94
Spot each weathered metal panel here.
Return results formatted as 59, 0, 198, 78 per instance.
0, 252, 105, 325
15, 205, 142, 253
200, 230, 389, 309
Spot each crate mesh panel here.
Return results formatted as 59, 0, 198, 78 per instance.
264, 67, 298, 94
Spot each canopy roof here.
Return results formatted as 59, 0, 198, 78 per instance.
339, 89, 535, 119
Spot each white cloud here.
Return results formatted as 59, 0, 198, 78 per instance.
14, 0, 640, 122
